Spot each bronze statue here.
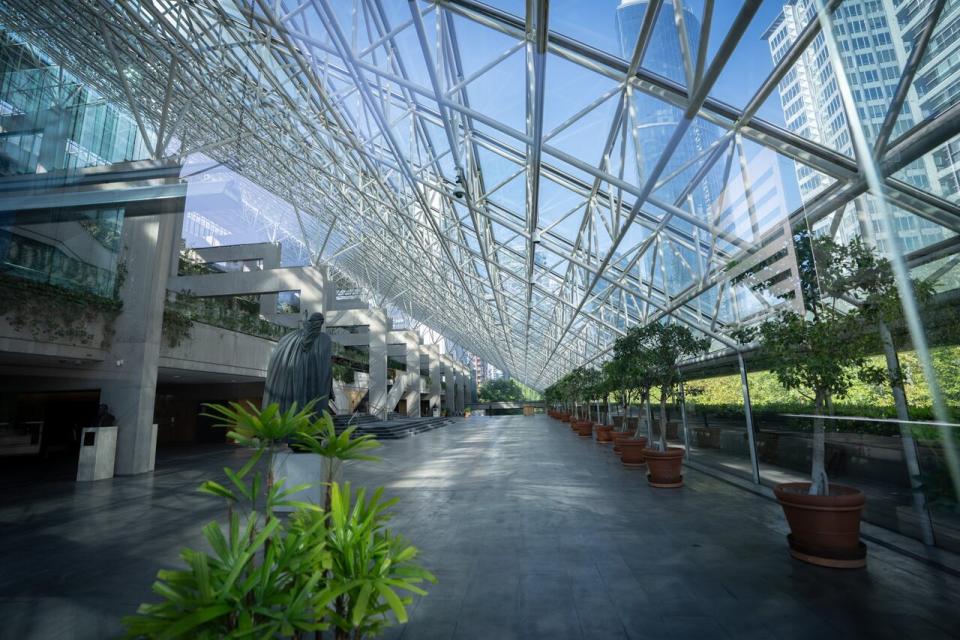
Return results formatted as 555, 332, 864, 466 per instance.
264, 312, 334, 414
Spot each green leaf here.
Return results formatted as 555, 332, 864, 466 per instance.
155, 604, 232, 639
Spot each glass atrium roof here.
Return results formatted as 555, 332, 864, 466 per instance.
4, 0, 959, 389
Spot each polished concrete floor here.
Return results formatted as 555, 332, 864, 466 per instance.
1, 414, 959, 639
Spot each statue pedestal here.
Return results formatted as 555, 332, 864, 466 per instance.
271, 449, 341, 512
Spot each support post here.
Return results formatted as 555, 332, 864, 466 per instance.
429, 345, 442, 416
679, 379, 691, 459
101, 213, 179, 475
738, 351, 760, 484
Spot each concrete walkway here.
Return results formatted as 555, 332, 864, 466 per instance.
1, 415, 959, 639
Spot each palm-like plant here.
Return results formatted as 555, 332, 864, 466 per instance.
321, 483, 437, 640
125, 402, 434, 639
292, 412, 381, 510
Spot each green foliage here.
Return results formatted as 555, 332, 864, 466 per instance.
125, 401, 433, 639
746, 231, 931, 494
333, 362, 356, 385
479, 377, 524, 402
124, 513, 331, 639
755, 310, 884, 402
642, 323, 710, 395
323, 483, 437, 637
611, 324, 658, 400
688, 345, 960, 421
293, 414, 380, 462
333, 344, 371, 382
0, 271, 122, 346
163, 290, 292, 347
202, 400, 321, 448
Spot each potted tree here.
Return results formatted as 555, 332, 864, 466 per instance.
641, 322, 709, 486
609, 325, 659, 467
602, 357, 632, 449
567, 367, 595, 437
592, 367, 616, 443
743, 231, 888, 567
813, 235, 938, 544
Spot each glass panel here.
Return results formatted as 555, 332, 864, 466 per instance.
683, 371, 757, 482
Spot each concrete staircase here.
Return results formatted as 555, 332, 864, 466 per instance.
332, 414, 454, 440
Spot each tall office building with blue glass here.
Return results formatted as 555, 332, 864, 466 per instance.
615, 0, 726, 307
616, 1, 723, 222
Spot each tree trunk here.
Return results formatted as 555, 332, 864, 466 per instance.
879, 319, 935, 545
659, 387, 669, 451
809, 391, 829, 496
645, 392, 653, 442
620, 389, 629, 431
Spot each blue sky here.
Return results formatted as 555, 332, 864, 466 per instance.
481, 0, 792, 126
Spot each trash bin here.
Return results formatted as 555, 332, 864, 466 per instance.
76, 426, 118, 481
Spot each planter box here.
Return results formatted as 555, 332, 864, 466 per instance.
76, 426, 117, 481
693, 427, 721, 449
271, 450, 341, 512
720, 430, 750, 456
652, 421, 679, 441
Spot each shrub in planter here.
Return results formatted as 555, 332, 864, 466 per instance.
124, 401, 435, 638
619, 436, 649, 467
693, 426, 721, 448
595, 424, 614, 443
625, 323, 709, 484
751, 308, 880, 567
740, 233, 906, 567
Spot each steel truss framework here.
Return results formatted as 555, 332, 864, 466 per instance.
2, 0, 959, 388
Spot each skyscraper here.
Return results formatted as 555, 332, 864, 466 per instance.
763, 0, 957, 253
616, 1, 723, 218
616, 1, 726, 298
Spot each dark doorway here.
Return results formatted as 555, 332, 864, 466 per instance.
0, 389, 99, 487
194, 404, 228, 444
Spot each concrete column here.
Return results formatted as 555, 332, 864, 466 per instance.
99, 213, 178, 475
367, 309, 388, 421
428, 344, 442, 416
470, 368, 478, 404
455, 368, 465, 415
326, 308, 387, 420
257, 243, 281, 319
403, 332, 421, 418
443, 356, 455, 416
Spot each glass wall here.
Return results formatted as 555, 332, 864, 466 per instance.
0, 31, 150, 176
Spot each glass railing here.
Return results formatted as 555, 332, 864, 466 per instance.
1, 215, 122, 299
750, 413, 960, 553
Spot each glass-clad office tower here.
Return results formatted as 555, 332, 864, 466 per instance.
615, 0, 726, 304
764, 0, 957, 254
616, 0, 724, 222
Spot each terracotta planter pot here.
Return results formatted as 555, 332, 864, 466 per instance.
642, 447, 685, 488
573, 420, 593, 437
611, 431, 634, 454
595, 425, 613, 443
619, 438, 649, 467
773, 482, 866, 569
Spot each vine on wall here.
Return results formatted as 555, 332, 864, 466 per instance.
0, 271, 123, 347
